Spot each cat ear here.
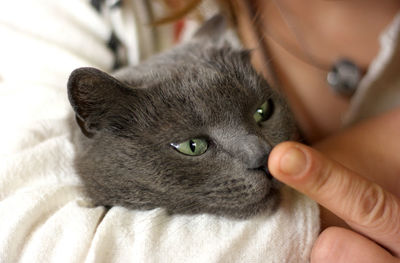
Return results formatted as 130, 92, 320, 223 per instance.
193, 14, 241, 48
67, 67, 132, 137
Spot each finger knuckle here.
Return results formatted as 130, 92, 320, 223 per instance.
355, 184, 396, 232
359, 185, 385, 220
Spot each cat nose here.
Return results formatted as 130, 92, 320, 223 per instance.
238, 135, 271, 169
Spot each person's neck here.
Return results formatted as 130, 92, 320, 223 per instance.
236, 0, 400, 141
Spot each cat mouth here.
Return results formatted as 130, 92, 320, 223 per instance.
257, 165, 273, 180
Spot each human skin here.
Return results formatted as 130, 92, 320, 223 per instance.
268, 138, 400, 262
269, 108, 400, 262
235, 0, 400, 261
314, 108, 400, 233
238, 0, 400, 140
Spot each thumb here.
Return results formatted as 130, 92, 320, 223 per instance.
311, 227, 398, 263
268, 141, 400, 257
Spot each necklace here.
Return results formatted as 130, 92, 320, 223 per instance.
243, 0, 361, 97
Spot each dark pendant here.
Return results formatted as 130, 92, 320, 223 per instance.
327, 58, 360, 97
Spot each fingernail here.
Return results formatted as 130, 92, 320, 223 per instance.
280, 146, 307, 176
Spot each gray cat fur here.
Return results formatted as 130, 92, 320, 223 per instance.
67, 15, 297, 219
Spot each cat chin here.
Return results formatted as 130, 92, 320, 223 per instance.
164, 184, 282, 220
205, 171, 282, 219
216, 186, 282, 219
79, 161, 283, 219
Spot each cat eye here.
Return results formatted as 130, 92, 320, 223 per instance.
170, 139, 208, 156
253, 99, 274, 123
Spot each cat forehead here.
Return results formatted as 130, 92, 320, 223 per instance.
114, 45, 274, 130
131, 46, 269, 103
142, 64, 266, 115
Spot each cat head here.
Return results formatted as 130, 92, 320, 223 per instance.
67, 15, 298, 218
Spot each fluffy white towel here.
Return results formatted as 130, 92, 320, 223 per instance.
0, 0, 320, 262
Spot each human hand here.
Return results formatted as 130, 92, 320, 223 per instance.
268, 141, 400, 262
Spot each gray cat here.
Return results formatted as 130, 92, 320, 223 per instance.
67, 15, 297, 219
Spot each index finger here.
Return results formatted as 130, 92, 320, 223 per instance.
268, 141, 400, 257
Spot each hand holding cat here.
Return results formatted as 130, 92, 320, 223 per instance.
269, 141, 400, 263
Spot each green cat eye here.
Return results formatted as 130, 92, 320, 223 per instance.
253, 99, 274, 123
170, 138, 208, 156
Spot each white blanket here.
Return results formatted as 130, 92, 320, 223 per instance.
0, 0, 319, 262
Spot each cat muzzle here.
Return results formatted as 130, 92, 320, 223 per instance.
257, 165, 273, 180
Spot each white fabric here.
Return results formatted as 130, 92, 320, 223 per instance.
0, 0, 320, 262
